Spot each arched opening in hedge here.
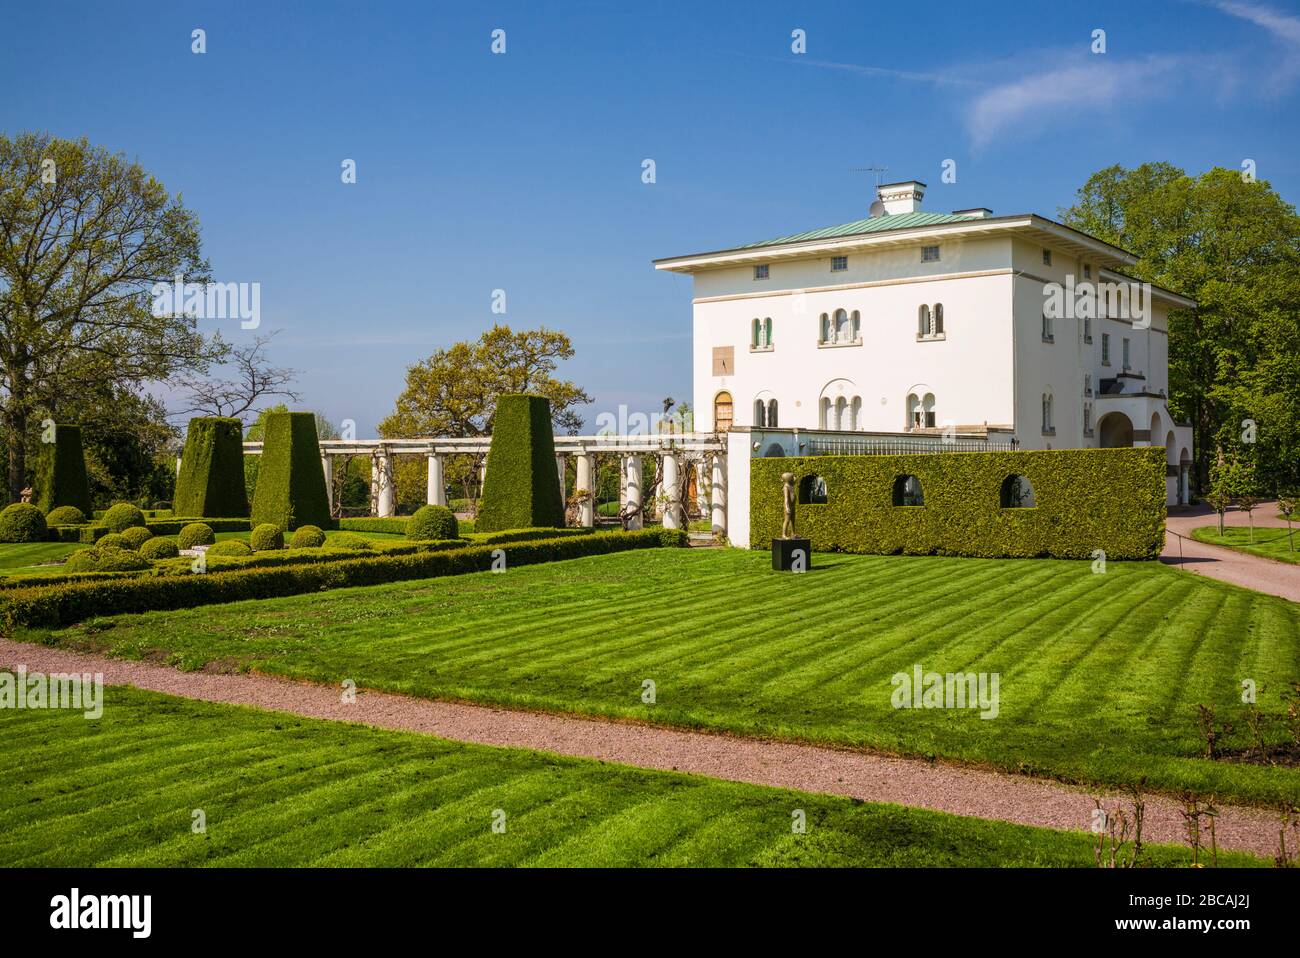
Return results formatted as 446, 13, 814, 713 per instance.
892, 474, 924, 507
798, 475, 828, 505
1000, 474, 1036, 508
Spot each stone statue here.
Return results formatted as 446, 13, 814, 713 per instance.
780, 472, 796, 539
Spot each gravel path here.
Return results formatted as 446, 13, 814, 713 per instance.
1162, 501, 1300, 602
2, 638, 1288, 858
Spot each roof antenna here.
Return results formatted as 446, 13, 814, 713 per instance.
851, 165, 889, 216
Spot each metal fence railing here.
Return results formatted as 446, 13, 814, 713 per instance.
805, 436, 1018, 457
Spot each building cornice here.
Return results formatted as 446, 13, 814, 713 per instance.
654, 214, 1139, 274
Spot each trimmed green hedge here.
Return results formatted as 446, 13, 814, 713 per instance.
0, 528, 689, 628
34, 423, 92, 517
46, 517, 251, 544
174, 417, 250, 518
475, 394, 565, 532
338, 517, 407, 535
750, 448, 1166, 560
250, 412, 331, 530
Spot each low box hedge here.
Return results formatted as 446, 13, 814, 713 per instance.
48, 517, 255, 544
338, 517, 407, 535
0, 528, 689, 628
750, 447, 1166, 560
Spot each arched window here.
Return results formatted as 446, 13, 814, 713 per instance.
713, 391, 733, 432
906, 393, 936, 430
892, 474, 925, 507
767, 399, 778, 428
820, 313, 831, 344
763, 317, 772, 347
850, 310, 860, 341
1000, 475, 1036, 508
834, 308, 849, 343
753, 399, 766, 427
819, 396, 831, 428
849, 396, 861, 431
751, 318, 761, 348
1041, 391, 1054, 433
918, 305, 931, 336
798, 475, 828, 504
933, 303, 943, 334
834, 396, 847, 430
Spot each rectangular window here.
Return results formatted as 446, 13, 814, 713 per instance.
1122, 337, 1131, 370
1083, 264, 1092, 279
1102, 333, 1111, 364
1042, 249, 1052, 266
753, 264, 769, 280
921, 245, 940, 262
1084, 317, 1092, 342
1041, 312, 1053, 342
1084, 404, 1092, 432
831, 256, 847, 272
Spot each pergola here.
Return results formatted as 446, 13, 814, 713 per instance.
240, 433, 729, 531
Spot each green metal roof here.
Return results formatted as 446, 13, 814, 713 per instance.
737, 210, 987, 250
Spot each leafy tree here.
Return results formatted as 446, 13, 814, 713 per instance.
380, 325, 591, 504
1061, 164, 1300, 494
0, 132, 224, 501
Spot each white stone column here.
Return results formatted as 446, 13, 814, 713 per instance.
661, 452, 681, 529
427, 454, 446, 506
556, 454, 567, 512
624, 454, 643, 530
695, 459, 709, 516
321, 455, 334, 512
372, 450, 395, 518
710, 453, 727, 536
575, 453, 595, 527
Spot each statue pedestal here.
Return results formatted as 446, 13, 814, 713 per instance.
772, 537, 812, 572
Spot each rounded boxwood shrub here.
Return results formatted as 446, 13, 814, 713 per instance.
407, 504, 458, 541
97, 532, 130, 550
64, 548, 101, 573
0, 503, 48, 543
96, 546, 151, 572
139, 537, 180, 561
66, 546, 150, 573
177, 522, 216, 549
120, 526, 154, 550
330, 533, 373, 551
207, 540, 252, 558
102, 502, 146, 532
249, 523, 285, 552
46, 505, 86, 525
289, 524, 326, 549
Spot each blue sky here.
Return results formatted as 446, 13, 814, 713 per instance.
3, 0, 1298, 435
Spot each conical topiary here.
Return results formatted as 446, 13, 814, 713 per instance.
475, 395, 565, 532
174, 417, 250, 518
34, 423, 92, 517
250, 411, 331, 530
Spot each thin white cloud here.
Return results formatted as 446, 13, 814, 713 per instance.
965, 56, 1186, 150
1209, 0, 1300, 46
791, 57, 983, 89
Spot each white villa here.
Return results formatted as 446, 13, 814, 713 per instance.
654, 180, 1196, 512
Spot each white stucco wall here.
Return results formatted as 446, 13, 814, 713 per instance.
692, 238, 1018, 435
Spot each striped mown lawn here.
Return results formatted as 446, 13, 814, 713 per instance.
0, 685, 1260, 867
23, 548, 1300, 805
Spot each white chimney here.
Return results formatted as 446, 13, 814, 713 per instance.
877, 180, 926, 216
